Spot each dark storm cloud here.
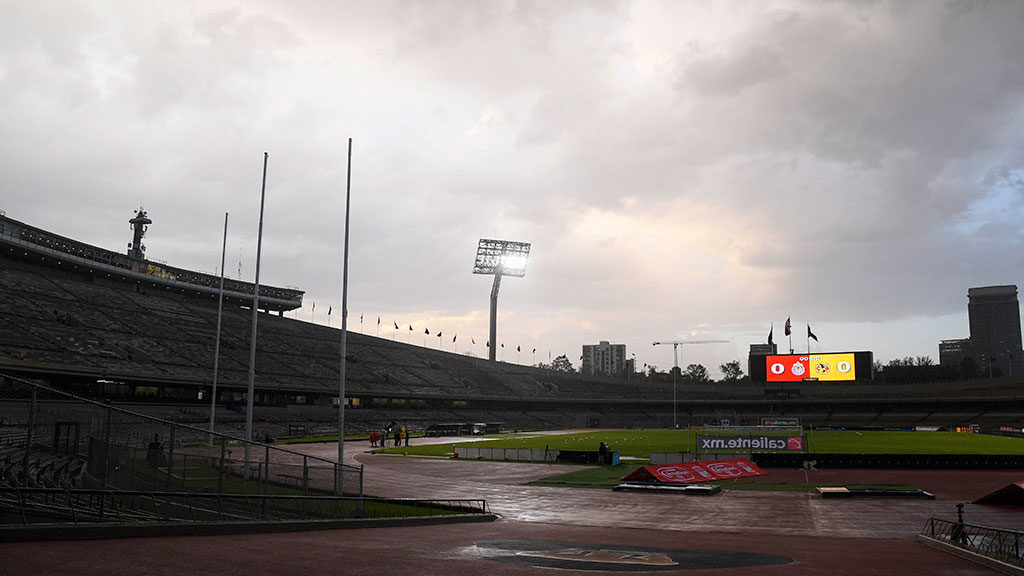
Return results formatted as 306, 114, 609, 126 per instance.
2, 0, 1024, 371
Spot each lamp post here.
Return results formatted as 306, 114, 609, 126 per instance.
472, 239, 530, 362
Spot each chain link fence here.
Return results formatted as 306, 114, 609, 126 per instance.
0, 373, 362, 499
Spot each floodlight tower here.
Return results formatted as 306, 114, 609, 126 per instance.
473, 239, 531, 362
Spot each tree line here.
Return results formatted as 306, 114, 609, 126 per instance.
535, 355, 748, 385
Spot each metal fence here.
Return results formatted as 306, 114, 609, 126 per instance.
0, 488, 489, 526
922, 517, 1024, 569
0, 374, 362, 500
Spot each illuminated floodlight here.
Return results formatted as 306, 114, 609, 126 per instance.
473, 239, 531, 277
473, 239, 531, 361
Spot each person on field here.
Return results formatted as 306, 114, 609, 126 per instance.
369, 430, 378, 447
404, 427, 410, 446
147, 434, 163, 467
394, 428, 401, 447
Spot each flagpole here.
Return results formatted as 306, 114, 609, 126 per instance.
336, 137, 353, 495
208, 211, 228, 451
244, 152, 269, 478
787, 316, 792, 354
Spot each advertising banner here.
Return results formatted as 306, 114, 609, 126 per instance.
622, 458, 766, 484
697, 434, 807, 452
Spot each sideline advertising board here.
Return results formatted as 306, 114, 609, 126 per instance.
697, 434, 807, 452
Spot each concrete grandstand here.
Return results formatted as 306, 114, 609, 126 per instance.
2, 211, 1024, 437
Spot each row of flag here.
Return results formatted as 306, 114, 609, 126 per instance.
304, 309, 539, 353
767, 317, 819, 346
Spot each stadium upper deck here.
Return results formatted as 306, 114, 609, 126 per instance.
0, 212, 303, 312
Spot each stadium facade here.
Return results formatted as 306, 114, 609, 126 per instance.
1, 211, 1023, 436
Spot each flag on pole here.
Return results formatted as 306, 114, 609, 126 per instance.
517, 345, 521, 352
784, 317, 791, 336
394, 321, 399, 330
472, 338, 476, 345
408, 325, 413, 331
437, 331, 442, 338
768, 324, 774, 346
486, 341, 490, 347
808, 325, 818, 341
452, 335, 457, 342
328, 306, 332, 315
377, 316, 381, 325
425, 328, 430, 335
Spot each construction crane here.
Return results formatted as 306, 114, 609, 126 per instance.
652, 340, 729, 371
652, 339, 729, 428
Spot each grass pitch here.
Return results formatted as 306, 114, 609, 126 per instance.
371, 429, 1022, 493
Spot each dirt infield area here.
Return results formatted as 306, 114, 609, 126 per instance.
3, 436, 1022, 575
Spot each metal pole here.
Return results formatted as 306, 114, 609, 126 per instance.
166, 426, 175, 488
672, 369, 677, 429
673, 343, 679, 429
337, 137, 352, 495
101, 405, 112, 490
488, 273, 502, 361
264, 444, 270, 495
303, 455, 309, 497
209, 212, 229, 450
218, 441, 226, 495
21, 388, 37, 486
245, 152, 269, 477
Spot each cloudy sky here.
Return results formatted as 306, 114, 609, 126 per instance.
3, 1, 1024, 377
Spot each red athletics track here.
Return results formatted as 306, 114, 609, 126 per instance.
2, 435, 1022, 575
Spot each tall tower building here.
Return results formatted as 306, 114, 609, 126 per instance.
967, 285, 1022, 376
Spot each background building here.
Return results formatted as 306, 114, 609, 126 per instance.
582, 341, 632, 376
940, 285, 1023, 377
747, 343, 778, 380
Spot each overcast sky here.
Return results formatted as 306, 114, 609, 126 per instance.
3, 1, 1023, 377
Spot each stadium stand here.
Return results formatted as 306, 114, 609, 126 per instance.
3, 212, 1024, 438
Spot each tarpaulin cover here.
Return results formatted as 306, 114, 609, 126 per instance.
622, 458, 767, 484
972, 480, 1024, 506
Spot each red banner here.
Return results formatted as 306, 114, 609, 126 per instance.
622, 458, 766, 484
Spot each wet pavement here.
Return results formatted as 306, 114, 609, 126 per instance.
2, 435, 1019, 575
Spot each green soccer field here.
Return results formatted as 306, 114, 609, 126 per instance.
373, 429, 1024, 459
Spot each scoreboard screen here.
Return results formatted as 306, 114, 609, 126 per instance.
750, 351, 873, 383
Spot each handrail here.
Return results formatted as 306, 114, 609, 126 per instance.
921, 517, 1024, 569
0, 487, 489, 526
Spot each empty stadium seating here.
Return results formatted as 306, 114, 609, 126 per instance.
3, 258, 1024, 435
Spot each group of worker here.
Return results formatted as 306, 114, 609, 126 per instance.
368, 426, 410, 447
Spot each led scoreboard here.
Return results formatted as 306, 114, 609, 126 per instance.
750, 351, 873, 383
